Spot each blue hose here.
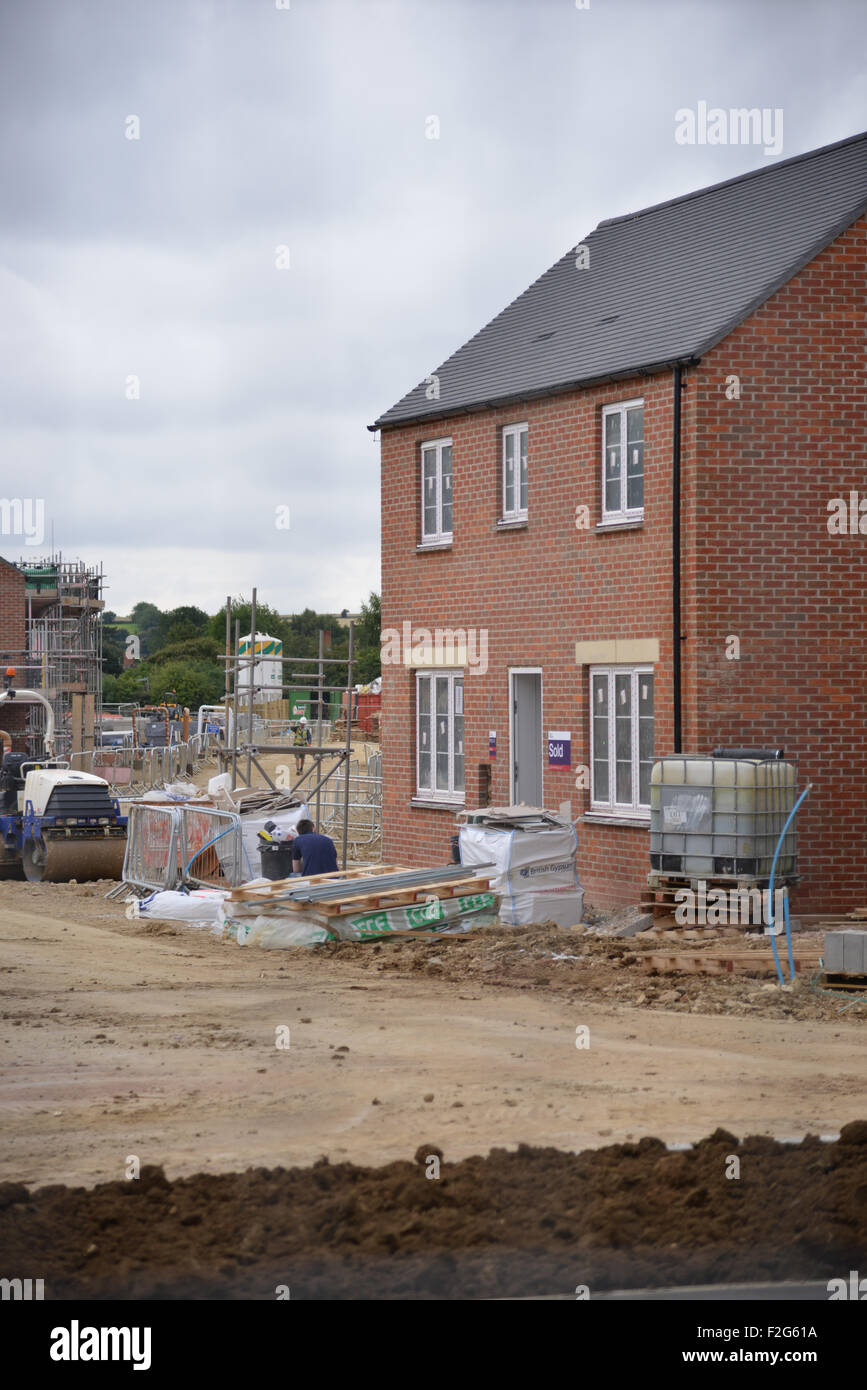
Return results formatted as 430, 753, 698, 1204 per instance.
766, 784, 811, 986
182, 824, 236, 884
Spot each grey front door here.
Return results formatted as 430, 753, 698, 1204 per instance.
511, 672, 543, 807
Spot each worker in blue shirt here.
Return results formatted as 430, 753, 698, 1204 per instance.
291, 819, 338, 876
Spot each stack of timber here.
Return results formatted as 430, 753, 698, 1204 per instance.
639, 942, 823, 977
225, 862, 498, 940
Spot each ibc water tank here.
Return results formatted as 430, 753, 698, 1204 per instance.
649, 756, 797, 881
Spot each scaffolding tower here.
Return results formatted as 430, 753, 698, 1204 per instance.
14, 556, 105, 755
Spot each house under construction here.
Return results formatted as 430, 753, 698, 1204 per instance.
0, 555, 104, 755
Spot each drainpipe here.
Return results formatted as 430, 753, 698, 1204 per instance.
672, 365, 684, 754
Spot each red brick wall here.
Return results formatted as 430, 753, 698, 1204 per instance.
687, 215, 867, 912
0, 559, 28, 748
380, 373, 679, 908
379, 214, 866, 912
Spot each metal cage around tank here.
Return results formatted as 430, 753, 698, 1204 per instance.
649, 754, 799, 883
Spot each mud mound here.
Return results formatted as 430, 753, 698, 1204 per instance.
3, 1125, 867, 1299
319, 923, 864, 1022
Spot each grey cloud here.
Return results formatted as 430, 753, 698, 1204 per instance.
0, 0, 864, 614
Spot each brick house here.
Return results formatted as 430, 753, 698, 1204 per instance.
0, 557, 28, 748
372, 132, 867, 912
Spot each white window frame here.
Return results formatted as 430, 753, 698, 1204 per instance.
501, 423, 528, 521
416, 670, 464, 801
589, 665, 654, 817
420, 437, 453, 544
601, 399, 644, 523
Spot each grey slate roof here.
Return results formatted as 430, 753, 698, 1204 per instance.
373, 131, 867, 430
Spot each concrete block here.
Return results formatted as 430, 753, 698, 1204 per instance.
844, 931, 867, 973
825, 930, 867, 974
615, 914, 654, 937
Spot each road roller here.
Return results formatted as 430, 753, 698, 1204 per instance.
0, 681, 127, 883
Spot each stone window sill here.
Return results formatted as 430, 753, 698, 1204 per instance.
497, 517, 528, 531
583, 811, 651, 828
416, 541, 453, 553
411, 797, 465, 812
595, 518, 644, 533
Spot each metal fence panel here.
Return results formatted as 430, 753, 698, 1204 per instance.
122, 804, 182, 890
318, 772, 382, 857
180, 806, 244, 888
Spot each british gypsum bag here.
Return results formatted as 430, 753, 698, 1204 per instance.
458, 822, 583, 924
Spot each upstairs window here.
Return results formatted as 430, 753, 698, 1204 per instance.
421, 438, 453, 543
602, 400, 644, 522
502, 424, 528, 521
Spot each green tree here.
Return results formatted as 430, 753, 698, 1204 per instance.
130, 602, 166, 657
102, 629, 128, 677
149, 635, 220, 667
357, 591, 381, 650
148, 660, 225, 710
104, 668, 151, 704
208, 597, 291, 647
164, 605, 211, 643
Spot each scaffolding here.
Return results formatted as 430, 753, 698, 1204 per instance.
217, 590, 363, 869
1, 556, 105, 755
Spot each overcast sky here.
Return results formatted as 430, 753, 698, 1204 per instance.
0, 0, 864, 617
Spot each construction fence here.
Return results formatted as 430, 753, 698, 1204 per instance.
123, 803, 244, 891
67, 732, 217, 791
314, 762, 382, 860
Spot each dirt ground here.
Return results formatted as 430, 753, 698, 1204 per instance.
1, 880, 865, 1187
1, 878, 865, 1297
3, 1128, 866, 1299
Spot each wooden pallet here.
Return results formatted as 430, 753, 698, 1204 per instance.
639, 886, 682, 928
319, 875, 494, 917
818, 972, 867, 994
640, 948, 822, 977
640, 877, 807, 933
646, 871, 790, 893
229, 866, 494, 918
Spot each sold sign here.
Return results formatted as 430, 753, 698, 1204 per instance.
547, 731, 571, 768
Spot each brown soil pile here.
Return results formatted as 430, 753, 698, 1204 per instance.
320, 922, 863, 1023
3, 1125, 867, 1300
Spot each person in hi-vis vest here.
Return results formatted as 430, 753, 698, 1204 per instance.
292, 716, 311, 774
